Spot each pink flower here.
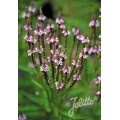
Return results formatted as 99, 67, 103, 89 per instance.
46, 37, 58, 44
62, 66, 71, 73
56, 17, 64, 24
27, 49, 35, 56
40, 63, 49, 72
24, 35, 37, 43
79, 47, 88, 59
22, 12, 30, 18
38, 14, 46, 21
62, 30, 70, 36
76, 34, 84, 41
35, 46, 43, 53
77, 35, 90, 43
50, 49, 59, 55
94, 76, 101, 84
55, 81, 64, 89
36, 22, 43, 28
48, 54, 56, 62
72, 27, 79, 36
59, 52, 67, 59
24, 24, 32, 31
88, 47, 94, 54
93, 45, 101, 53
73, 74, 81, 81
89, 20, 99, 27
55, 58, 63, 65
34, 29, 44, 36
18, 113, 27, 120
60, 24, 65, 29
46, 23, 54, 30
28, 5, 36, 13
72, 60, 79, 67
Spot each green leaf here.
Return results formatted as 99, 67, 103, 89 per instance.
31, 79, 44, 90
18, 64, 37, 74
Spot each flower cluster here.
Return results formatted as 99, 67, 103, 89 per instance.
22, 4, 101, 91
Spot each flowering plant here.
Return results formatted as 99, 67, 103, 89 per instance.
19, 1, 101, 119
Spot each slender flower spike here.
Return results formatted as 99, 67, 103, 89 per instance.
55, 81, 64, 90
34, 28, 44, 36
79, 47, 88, 59
28, 5, 36, 13
88, 46, 94, 54
81, 36, 90, 43
24, 24, 32, 31
27, 49, 35, 56
35, 46, 43, 53
62, 30, 70, 36
59, 52, 67, 59
18, 113, 27, 120
56, 58, 63, 65
73, 74, 81, 81
72, 60, 79, 67
93, 45, 101, 53
62, 66, 71, 73
56, 17, 64, 24
60, 24, 65, 29
89, 20, 99, 27
22, 12, 30, 18
24, 35, 37, 43
46, 23, 54, 30
72, 27, 79, 36
38, 14, 46, 21
48, 54, 56, 62
40, 63, 49, 72
76, 34, 84, 41
94, 76, 101, 84
46, 36, 59, 44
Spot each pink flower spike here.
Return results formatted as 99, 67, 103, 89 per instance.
48, 54, 56, 62
40, 63, 49, 72
46, 23, 54, 30
72, 60, 79, 67
73, 74, 81, 81
34, 29, 44, 36
56, 58, 63, 65
28, 5, 36, 13
38, 14, 46, 21
24, 24, 32, 31
72, 27, 79, 36
27, 49, 35, 56
22, 12, 30, 18
62, 66, 71, 73
60, 24, 65, 29
88, 47, 94, 54
18, 113, 27, 120
89, 20, 99, 27
59, 52, 67, 59
94, 76, 101, 84
35, 46, 43, 53
82, 36, 90, 43
62, 30, 70, 36
56, 17, 64, 24
55, 81, 64, 90
24, 35, 36, 43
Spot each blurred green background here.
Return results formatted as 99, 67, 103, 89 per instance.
18, 0, 101, 119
